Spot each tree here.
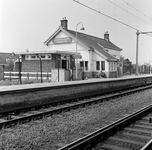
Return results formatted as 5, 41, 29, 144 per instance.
5, 59, 14, 71
123, 58, 133, 74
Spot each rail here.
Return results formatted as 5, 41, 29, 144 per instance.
141, 139, 152, 150
58, 104, 152, 150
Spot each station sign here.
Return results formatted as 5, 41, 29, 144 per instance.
73, 54, 82, 59
53, 37, 72, 44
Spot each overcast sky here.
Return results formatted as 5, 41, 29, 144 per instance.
1, 0, 152, 64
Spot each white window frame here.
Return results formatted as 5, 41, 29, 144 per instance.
85, 61, 88, 71
25, 54, 52, 60
101, 61, 105, 71
96, 61, 100, 71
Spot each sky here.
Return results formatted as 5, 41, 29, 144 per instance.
1, 0, 152, 64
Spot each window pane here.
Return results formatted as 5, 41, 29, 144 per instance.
96, 61, 100, 70
25, 55, 29, 60
111, 62, 113, 71
48, 55, 50, 58
85, 61, 88, 70
101, 61, 105, 70
31, 55, 36, 59
41, 55, 45, 59
80, 61, 84, 67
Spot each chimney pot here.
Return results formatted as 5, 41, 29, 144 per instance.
104, 31, 110, 41
61, 17, 68, 29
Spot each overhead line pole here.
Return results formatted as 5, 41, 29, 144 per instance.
136, 31, 152, 75
136, 31, 139, 75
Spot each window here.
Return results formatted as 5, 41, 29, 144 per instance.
96, 61, 100, 70
101, 61, 105, 70
25, 54, 52, 60
85, 61, 88, 70
40, 55, 46, 59
25, 55, 29, 59
80, 61, 84, 68
114, 62, 117, 71
61, 55, 70, 60
31, 55, 36, 59
110, 62, 114, 71
48, 55, 52, 59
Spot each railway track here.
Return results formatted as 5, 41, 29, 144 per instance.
58, 104, 152, 150
0, 84, 152, 130
1, 83, 151, 117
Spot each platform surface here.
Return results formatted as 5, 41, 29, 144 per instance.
0, 74, 151, 92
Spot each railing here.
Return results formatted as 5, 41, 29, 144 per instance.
4, 72, 51, 81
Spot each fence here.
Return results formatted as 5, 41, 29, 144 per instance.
4, 72, 52, 81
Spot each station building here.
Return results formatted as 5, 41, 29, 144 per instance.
15, 18, 122, 81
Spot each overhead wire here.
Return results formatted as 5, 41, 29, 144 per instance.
73, 0, 138, 31
121, 0, 152, 22
107, 0, 152, 27
73, 0, 152, 37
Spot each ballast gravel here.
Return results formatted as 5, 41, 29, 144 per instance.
1, 89, 152, 150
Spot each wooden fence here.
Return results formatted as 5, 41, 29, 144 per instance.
4, 72, 51, 81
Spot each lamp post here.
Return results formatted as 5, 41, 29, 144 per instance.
136, 31, 152, 75
12, 52, 22, 84
36, 54, 43, 83
76, 22, 85, 80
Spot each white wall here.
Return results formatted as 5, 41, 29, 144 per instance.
51, 69, 70, 82
46, 30, 119, 75
91, 51, 109, 72
47, 31, 90, 65
106, 48, 121, 59
47, 31, 87, 53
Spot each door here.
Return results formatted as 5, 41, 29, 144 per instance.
62, 60, 69, 69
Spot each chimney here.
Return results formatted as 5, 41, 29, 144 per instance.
60, 17, 68, 29
104, 31, 109, 41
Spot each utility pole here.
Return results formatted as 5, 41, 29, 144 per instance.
136, 31, 139, 75
136, 31, 152, 76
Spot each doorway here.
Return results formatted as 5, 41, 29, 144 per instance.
62, 60, 69, 69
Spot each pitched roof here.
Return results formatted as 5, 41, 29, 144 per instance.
67, 29, 122, 51
44, 27, 122, 61
66, 29, 122, 60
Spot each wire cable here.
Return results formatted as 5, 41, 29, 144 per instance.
73, 0, 152, 37
108, 0, 152, 27
121, 0, 152, 21
73, 0, 138, 31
